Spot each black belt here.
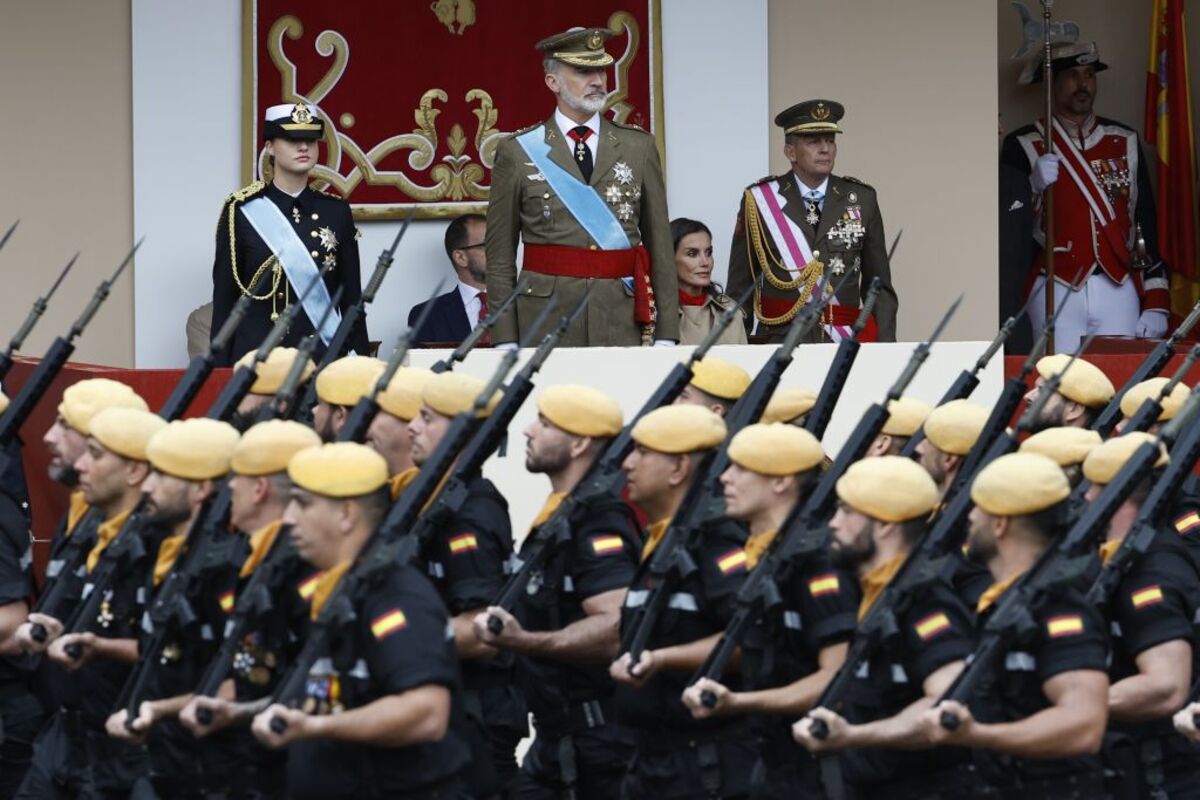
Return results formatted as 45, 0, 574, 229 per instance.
534, 698, 614, 735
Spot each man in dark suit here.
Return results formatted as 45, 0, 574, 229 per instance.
408, 213, 488, 346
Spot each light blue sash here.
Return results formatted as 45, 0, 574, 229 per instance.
516, 126, 631, 250
240, 196, 342, 344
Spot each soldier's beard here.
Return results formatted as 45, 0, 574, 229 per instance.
50, 463, 80, 488
831, 526, 875, 571
526, 441, 571, 474
561, 88, 606, 117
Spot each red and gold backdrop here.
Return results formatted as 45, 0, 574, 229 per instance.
242, 0, 664, 220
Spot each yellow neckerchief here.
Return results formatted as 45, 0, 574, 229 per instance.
641, 518, 671, 562
153, 534, 187, 587
239, 520, 284, 578
744, 528, 778, 570
976, 570, 1025, 614
85, 508, 132, 573
310, 560, 352, 620
1099, 538, 1122, 566
530, 492, 566, 532
65, 492, 89, 537
388, 467, 419, 501
857, 554, 906, 620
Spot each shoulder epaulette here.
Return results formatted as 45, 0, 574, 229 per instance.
609, 118, 652, 135
224, 180, 266, 207
314, 184, 345, 200
840, 175, 874, 190
505, 122, 543, 139
746, 175, 777, 190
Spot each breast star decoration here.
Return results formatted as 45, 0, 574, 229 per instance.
613, 161, 635, 185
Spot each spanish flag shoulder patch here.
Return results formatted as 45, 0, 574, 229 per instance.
448, 533, 479, 555
1175, 511, 1200, 536
218, 589, 235, 614
914, 612, 951, 640
590, 535, 624, 556
1046, 614, 1084, 638
298, 572, 322, 601
1131, 585, 1165, 610
716, 548, 748, 575
808, 573, 840, 598
370, 609, 408, 640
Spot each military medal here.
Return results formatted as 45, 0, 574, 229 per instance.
617, 202, 635, 222
97, 598, 114, 629
829, 255, 846, 276
613, 161, 635, 185
805, 201, 820, 227
317, 227, 338, 251
605, 185, 623, 204
161, 642, 181, 665
291, 207, 301, 224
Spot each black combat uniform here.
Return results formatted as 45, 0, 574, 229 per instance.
510, 493, 640, 800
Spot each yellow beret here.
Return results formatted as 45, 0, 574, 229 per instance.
761, 387, 817, 424
882, 396, 932, 437
0, 391, 8, 416
1082, 432, 1168, 485
1119, 377, 1188, 422
59, 378, 148, 436
423, 372, 501, 418
923, 400, 990, 456
1018, 427, 1102, 467
1035, 354, 1115, 408
631, 405, 726, 454
146, 418, 240, 481
971, 452, 1070, 516
377, 367, 433, 421
315, 356, 386, 407
689, 358, 752, 401
236, 347, 315, 395
288, 442, 389, 498
89, 408, 167, 462
538, 384, 624, 438
231, 420, 321, 476
728, 423, 824, 476
836, 456, 940, 522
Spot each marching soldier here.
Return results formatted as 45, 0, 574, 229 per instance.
681, 423, 857, 797
103, 418, 242, 798
1115, 376, 1188, 435
178, 420, 322, 798
727, 100, 898, 343
1081, 434, 1200, 798
793, 456, 978, 798
363, 366, 432, 499
16, 407, 166, 799
229, 347, 316, 432
1022, 354, 1115, 433
760, 387, 817, 427
869, 397, 932, 457
310, 355, 385, 442
1002, 42, 1171, 351
1017, 426, 1103, 488
922, 453, 1109, 799
914, 400, 990, 499
406, 372, 526, 797
676, 357, 751, 417
485, 27, 680, 347
609, 405, 758, 799
472, 385, 640, 799
211, 102, 369, 366
250, 443, 470, 799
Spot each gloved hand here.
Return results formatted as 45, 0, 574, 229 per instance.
1030, 154, 1060, 193
1135, 309, 1169, 339
652, 339, 677, 347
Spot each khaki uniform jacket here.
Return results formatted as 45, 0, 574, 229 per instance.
485, 115, 679, 346
679, 292, 748, 347
727, 172, 898, 342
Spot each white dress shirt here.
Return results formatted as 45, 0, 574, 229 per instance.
794, 173, 830, 207
555, 108, 601, 163
458, 281, 484, 328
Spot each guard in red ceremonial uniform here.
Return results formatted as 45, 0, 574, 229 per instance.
485, 27, 679, 347
1001, 41, 1171, 352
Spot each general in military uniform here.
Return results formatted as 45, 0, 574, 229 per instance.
727, 100, 898, 343
485, 27, 680, 347
210, 102, 369, 366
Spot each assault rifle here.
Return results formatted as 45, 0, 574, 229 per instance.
802, 276, 880, 439
431, 273, 533, 374
0, 251, 77, 383
1118, 342, 1200, 435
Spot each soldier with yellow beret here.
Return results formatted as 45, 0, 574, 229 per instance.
1080, 434, 1200, 797
472, 383, 640, 798
405, 370, 523, 796
868, 396, 932, 457
609, 404, 760, 800
178, 420, 322, 793
914, 399, 991, 498
1115, 376, 1189, 434
795, 456, 977, 796
676, 357, 752, 417
921, 453, 1109, 797
761, 386, 818, 427
364, 366, 432, 500
249, 443, 469, 798
229, 347, 315, 431
100, 417, 241, 796
1023, 353, 1115, 433
1019, 426, 1102, 486
682, 423, 856, 797
311, 355, 385, 442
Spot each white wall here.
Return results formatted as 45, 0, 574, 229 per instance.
131, 0, 770, 366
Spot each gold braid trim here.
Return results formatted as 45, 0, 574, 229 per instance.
224, 181, 281, 301
741, 188, 823, 326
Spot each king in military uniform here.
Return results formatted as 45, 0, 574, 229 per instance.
485, 27, 680, 347
210, 102, 369, 366
727, 100, 898, 343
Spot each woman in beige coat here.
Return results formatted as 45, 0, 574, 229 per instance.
672, 218, 748, 346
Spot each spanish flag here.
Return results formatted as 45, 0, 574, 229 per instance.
1175, 510, 1200, 536
716, 549, 748, 575
590, 535, 624, 556
370, 609, 408, 640
449, 533, 479, 555
218, 590, 236, 614
914, 612, 951, 641
808, 573, 840, 598
1132, 585, 1165, 610
1046, 615, 1084, 638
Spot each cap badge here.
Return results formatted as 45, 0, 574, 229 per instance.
291, 104, 314, 124
811, 103, 831, 121
587, 31, 603, 50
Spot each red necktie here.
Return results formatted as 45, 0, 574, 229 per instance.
477, 290, 491, 346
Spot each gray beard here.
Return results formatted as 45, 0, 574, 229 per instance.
562, 91, 606, 117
